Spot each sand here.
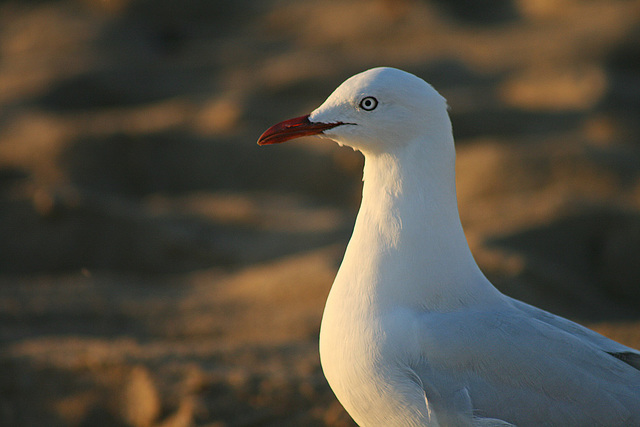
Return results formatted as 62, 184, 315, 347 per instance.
1, 0, 639, 425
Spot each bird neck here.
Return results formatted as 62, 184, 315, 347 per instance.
334, 138, 500, 312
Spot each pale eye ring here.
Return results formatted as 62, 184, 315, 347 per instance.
359, 96, 378, 111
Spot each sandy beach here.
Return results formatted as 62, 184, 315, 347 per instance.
1, 0, 640, 425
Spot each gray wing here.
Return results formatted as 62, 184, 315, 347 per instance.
507, 296, 640, 370
412, 305, 640, 426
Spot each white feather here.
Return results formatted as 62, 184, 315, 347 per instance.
308, 67, 640, 426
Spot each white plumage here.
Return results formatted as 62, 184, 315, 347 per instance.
258, 67, 640, 426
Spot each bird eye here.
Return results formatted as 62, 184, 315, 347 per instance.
359, 96, 378, 111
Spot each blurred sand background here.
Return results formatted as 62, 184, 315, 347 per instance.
1, 0, 640, 426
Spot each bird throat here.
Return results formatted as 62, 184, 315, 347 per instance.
337, 141, 493, 311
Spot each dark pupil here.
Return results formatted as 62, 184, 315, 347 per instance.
365, 100, 372, 107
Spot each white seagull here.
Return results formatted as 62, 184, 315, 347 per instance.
257, 67, 640, 426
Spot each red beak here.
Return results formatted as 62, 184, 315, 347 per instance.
257, 114, 344, 145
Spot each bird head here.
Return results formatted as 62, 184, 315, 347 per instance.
257, 67, 451, 155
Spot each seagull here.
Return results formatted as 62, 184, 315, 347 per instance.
257, 67, 640, 426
